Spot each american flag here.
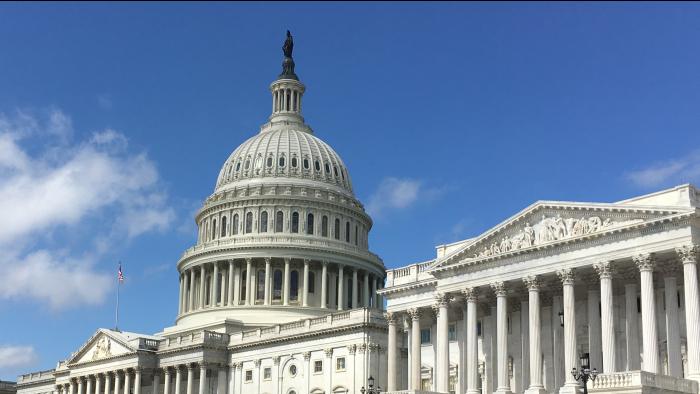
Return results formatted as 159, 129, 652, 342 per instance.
118, 263, 124, 283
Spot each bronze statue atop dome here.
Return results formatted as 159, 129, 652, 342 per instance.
279, 30, 298, 80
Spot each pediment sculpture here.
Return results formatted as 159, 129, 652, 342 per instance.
474, 214, 641, 259
91, 336, 112, 360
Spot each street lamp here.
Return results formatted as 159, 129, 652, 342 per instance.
360, 376, 381, 394
571, 352, 598, 394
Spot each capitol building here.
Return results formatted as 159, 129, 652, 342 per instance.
15, 34, 700, 394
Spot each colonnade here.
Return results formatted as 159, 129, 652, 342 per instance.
385, 245, 700, 394
56, 368, 142, 394
178, 258, 384, 314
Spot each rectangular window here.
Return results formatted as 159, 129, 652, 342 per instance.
263, 367, 271, 380
336, 357, 346, 371
477, 321, 482, 336
420, 328, 431, 344
448, 324, 456, 341
245, 370, 252, 382
314, 360, 323, 373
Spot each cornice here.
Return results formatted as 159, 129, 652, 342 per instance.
378, 278, 437, 296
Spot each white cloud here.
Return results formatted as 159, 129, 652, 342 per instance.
0, 345, 38, 370
0, 109, 174, 310
625, 150, 700, 188
97, 94, 113, 110
367, 177, 446, 217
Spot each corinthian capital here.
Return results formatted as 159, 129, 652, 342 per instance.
522, 275, 541, 291
676, 244, 698, 264
491, 281, 507, 296
634, 254, 655, 272
593, 261, 614, 279
407, 308, 422, 321
434, 293, 450, 308
557, 268, 575, 285
462, 287, 478, 302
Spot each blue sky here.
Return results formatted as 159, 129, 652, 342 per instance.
2, 2, 700, 380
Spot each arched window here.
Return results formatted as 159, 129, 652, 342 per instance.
322, 216, 328, 237
314, 160, 320, 172
235, 161, 241, 171
290, 270, 299, 300
325, 163, 330, 173
257, 270, 265, 301
291, 157, 298, 168
232, 214, 239, 235
303, 158, 309, 170
334, 218, 340, 240
220, 216, 227, 237
345, 222, 350, 243
333, 166, 338, 177
266, 156, 273, 167
291, 212, 299, 233
279, 156, 286, 167
307, 213, 314, 235
276, 211, 284, 232
355, 225, 358, 246
260, 211, 268, 233
245, 212, 253, 233
308, 271, 315, 293
241, 270, 247, 301
273, 269, 283, 300
212, 219, 217, 240
244, 159, 250, 170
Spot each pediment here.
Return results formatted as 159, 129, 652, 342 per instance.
67, 329, 135, 365
432, 201, 694, 269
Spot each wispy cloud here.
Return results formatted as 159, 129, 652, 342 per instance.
0, 109, 175, 310
366, 177, 447, 217
97, 93, 113, 110
0, 345, 38, 370
625, 149, 700, 188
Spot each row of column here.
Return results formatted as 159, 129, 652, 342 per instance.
272, 87, 301, 114
57, 368, 141, 394
385, 244, 700, 393
179, 259, 384, 314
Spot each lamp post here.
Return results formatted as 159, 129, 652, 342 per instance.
571, 352, 598, 394
360, 376, 381, 394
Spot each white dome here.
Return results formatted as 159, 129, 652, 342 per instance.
215, 128, 354, 195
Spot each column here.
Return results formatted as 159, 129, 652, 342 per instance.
227, 365, 235, 394
220, 267, 227, 306
70, 381, 76, 394
133, 368, 141, 394
247, 258, 256, 305
199, 265, 207, 310
386, 312, 398, 392
216, 366, 226, 394
324, 350, 333, 394
523, 276, 546, 394
179, 274, 184, 314
352, 269, 358, 309
189, 269, 196, 311
370, 275, 377, 308
283, 258, 290, 306
491, 282, 511, 394
123, 371, 130, 394
363, 271, 370, 308
163, 369, 171, 394
77, 378, 84, 394
175, 367, 182, 394
337, 265, 345, 311
408, 308, 422, 391
86, 376, 93, 394
152, 371, 159, 394
198, 364, 206, 394
663, 275, 682, 377
113, 373, 121, 394
228, 260, 235, 306
321, 261, 328, 309
587, 287, 602, 372
552, 294, 564, 390
212, 262, 219, 307
624, 283, 641, 370
263, 258, 271, 305
594, 261, 617, 373
635, 254, 659, 373
104, 373, 111, 394
95, 374, 102, 394
186, 365, 194, 394
557, 268, 578, 393
435, 293, 450, 393
234, 262, 241, 305
462, 288, 479, 394
677, 245, 700, 382
302, 259, 310, 307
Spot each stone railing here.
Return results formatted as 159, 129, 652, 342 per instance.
137, 338, 160, 350
385, 260, 435, 287
0, 381, 16, 390
591, 371, 698, 393
158, 330, 229, 350
230, 308, 385, 346
179, 235, 382, 264
17, 370, 54, 385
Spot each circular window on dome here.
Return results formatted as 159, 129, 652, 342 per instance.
266, 156, 273, 167
289, 364, 297, 376
279, 156, 286, 167
314, 160, 320, 172
291, 157, 298, 168
303, 158, 309, 170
